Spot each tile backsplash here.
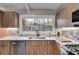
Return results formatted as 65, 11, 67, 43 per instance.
0, 28, 18, 38
60, 28, 79, 39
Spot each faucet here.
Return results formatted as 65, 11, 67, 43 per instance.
48, 31, 52, 37
36, 30, 40, 37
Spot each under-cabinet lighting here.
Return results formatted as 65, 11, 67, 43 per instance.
7, 28, 18, 30
61, 27, 79, 30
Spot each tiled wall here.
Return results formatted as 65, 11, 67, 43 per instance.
0, 28, 18, 38
0, 28, 8, 38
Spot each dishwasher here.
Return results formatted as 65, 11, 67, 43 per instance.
10, 40, 26, 55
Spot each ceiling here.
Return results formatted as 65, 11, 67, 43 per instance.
0, 3, 65, 15
28, 3, 64, 9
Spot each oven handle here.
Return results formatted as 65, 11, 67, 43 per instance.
60, 48, 68, 55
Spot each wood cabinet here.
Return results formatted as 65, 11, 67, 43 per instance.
0, 41, 11, 55
0, 40, 60, 55
56, 3, 79, 28
56, 3, 73, 28
56, 4, 72, 21
26, 40, 60, 55
0, 10, 3, 27
2, 12, 19, 28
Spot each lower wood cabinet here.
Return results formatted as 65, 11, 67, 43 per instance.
0, 40, 11, 55
26, 40, 61, 55
0, 40, 61, 55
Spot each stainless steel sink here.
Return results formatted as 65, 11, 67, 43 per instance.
37, 37, 45, 39
29, 36, 45, 39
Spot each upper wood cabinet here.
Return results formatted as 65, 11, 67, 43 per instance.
2, 12, 19, 28
0, 10, 3, 27
56, 4, 72, 20
55, 3, 74, 28
56, 3, 79, 28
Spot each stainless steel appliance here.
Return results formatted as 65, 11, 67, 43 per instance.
61, 44, 79, 55
11, 40, 26, 55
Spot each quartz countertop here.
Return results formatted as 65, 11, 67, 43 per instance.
0, 36, 79, 45
0, 36, 55, 40
55, 37, 79, 45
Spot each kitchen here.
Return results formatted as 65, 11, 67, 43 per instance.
0, 3, 79, 55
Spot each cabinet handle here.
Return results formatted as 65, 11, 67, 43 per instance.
12, 42, 24, 45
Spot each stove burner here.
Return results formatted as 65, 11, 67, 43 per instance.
64, 44, 79, 55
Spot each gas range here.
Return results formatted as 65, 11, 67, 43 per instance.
61, 44, 79, 55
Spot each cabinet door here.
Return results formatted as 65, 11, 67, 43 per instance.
2, 12, 19, 28
26, 40, 51, 55
26, 40, 41, 55
0, 41, 11, 55
14, 13, 19, 27
26, 40, 60, 55
0, 10, 3, 27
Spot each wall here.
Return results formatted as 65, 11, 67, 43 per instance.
0, 7, 8, 11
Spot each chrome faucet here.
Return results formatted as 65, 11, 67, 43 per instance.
36, 30, 40, 37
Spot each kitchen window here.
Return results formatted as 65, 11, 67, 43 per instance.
19, 15, 55, 33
